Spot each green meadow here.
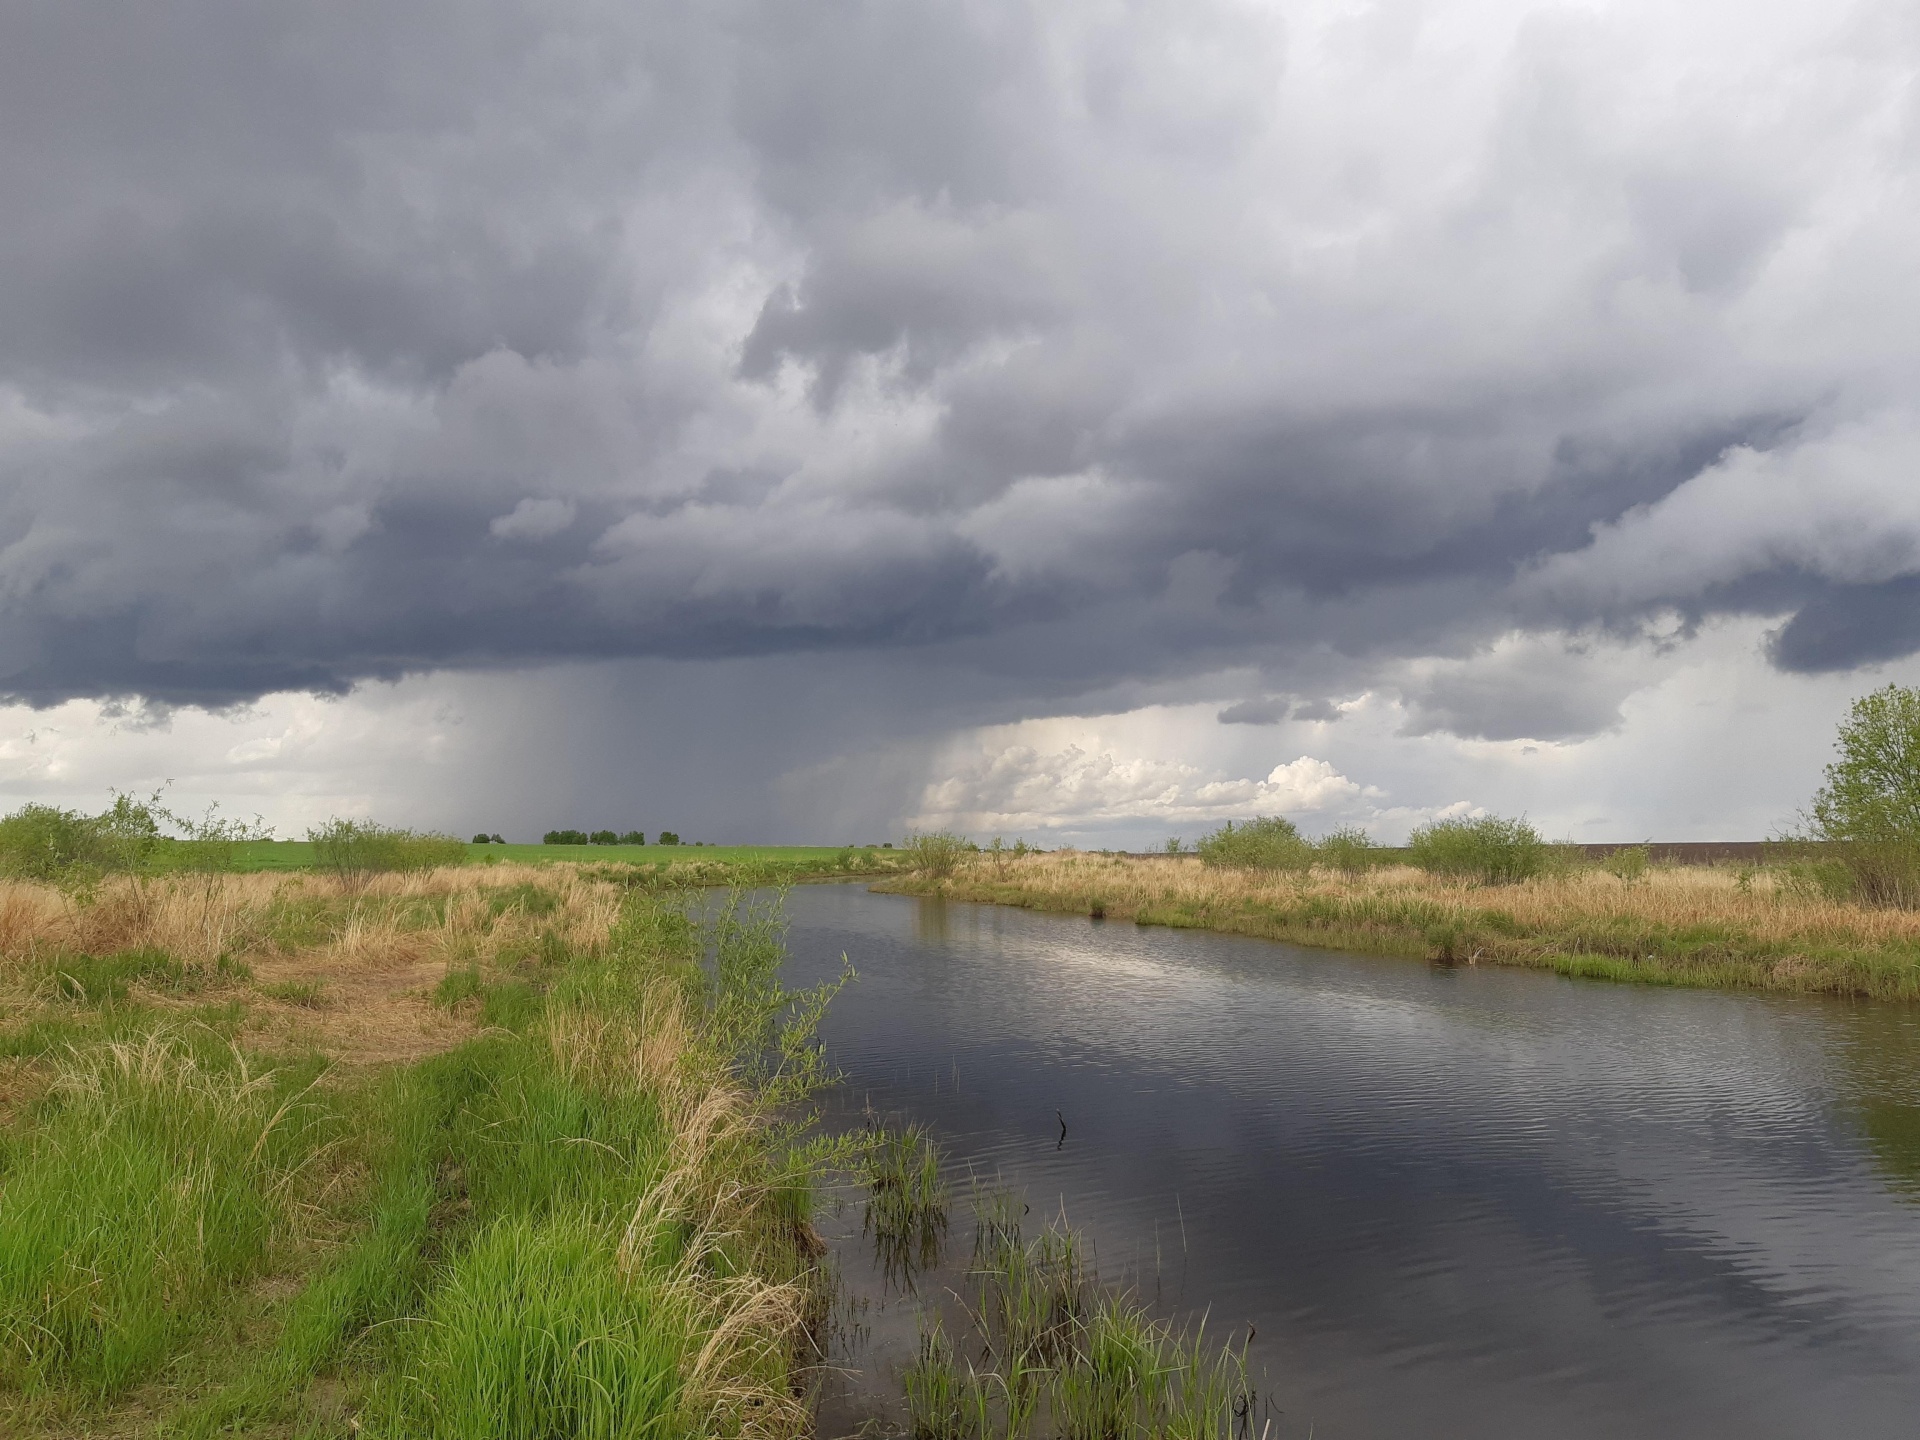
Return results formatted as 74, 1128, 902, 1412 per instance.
227, 840, 893, 874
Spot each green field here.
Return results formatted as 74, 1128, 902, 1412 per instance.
230, 839, 894, 873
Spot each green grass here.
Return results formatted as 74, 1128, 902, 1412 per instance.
1, 885, 837, 1437
895, 1183, 1256, 1440
0, 1030, 332, 1398
863, 1123, 949, 1279
256, 978, 329, 1008
228, 839, 896, 874
380, 1212, 686, 1440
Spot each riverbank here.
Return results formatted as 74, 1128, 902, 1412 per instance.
874, 852, 1920, 998
225, 839, 906, 883
0, 865, 832, 1436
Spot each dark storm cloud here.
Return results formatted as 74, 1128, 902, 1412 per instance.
2, 0, 1916, 737
1770, 578, 1920, 674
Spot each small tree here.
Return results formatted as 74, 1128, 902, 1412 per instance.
1407, 815, 1544, 885
308, 819, 466, 888
903, 831, 972, 879
1314, 826, 1377, 876
1196, 816, 1312, 872
618, 831, 645, 845
589, 829, 618, 845
657, 831, 680, 847
0, 792, 174, 889
1603, 844, 1650, 885
0, 804, 121, 885
1809, 684, 1920, 904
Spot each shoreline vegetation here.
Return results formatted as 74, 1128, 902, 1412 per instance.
231, 839, 906, 884
874, 850, 1920, 1000
0, 845, 1274, 1439
0, 862, 848, 1437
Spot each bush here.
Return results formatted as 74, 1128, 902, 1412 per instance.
472, 833, 492, 845
618, 830, 645, 845
0, 804, 113, 883
589, 830, 618, 846
543, 829, 589, 846
1406, 815, 1545, 884
0, 795, 168, 886
903, 831, 972, 879
1195, 816, 1312, 871
1602, 845, 1650, 884
1314, 826, 1377, 876
307, 819, 467, 886
1808, 684, 1920, 905
656, 831, 680, 847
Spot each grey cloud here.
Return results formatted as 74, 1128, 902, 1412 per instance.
1218, 697, 1291, 726
0, 0, 1915, 737
491, 499, 577, 542
1217, 696, 1344, 726
1769, 577, 1920, 674
1398, 638, 1643, 744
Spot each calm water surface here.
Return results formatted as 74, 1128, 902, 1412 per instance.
778, 883, 1920, 1439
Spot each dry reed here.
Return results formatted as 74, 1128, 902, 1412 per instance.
880, 852, 1920, 998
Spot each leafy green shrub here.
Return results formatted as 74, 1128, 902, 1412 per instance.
656, 831, 681, 847
543, 829, 589, 845
1314, 826, 1377, 876
0, 804, 115, 883
1779, 859, 1859, 904
1406, 815, 1545, 884
1808, 684, 1920, 905
307, 819, 467, 887
0, 795, 168, 886
472, 833, 492, 844
1196, 816, 1312, 871
1602, 845, 1650, 884
619, 830, 645, 845
588, 829, 617, 845
904, 831, 972, 879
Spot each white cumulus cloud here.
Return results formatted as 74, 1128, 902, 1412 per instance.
911, 745, 1363, 832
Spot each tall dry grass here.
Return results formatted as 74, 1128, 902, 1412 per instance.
884, 852, 1920, 997
0, 863, 619, 968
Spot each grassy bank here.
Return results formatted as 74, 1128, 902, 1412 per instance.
876, 852, 1920, 999
0, 863, 837, 1437
229, 839, 903, 883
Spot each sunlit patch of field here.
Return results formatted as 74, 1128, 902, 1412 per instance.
877, 852, 1920, 998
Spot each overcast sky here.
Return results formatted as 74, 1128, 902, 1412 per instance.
2, 0, 1917, 846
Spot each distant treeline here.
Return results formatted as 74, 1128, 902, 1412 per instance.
537, 830, 684, 846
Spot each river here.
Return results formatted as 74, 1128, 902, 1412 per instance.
773, 882, 1920, 1439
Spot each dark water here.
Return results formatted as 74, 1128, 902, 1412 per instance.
777, 883, 1920, 1440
